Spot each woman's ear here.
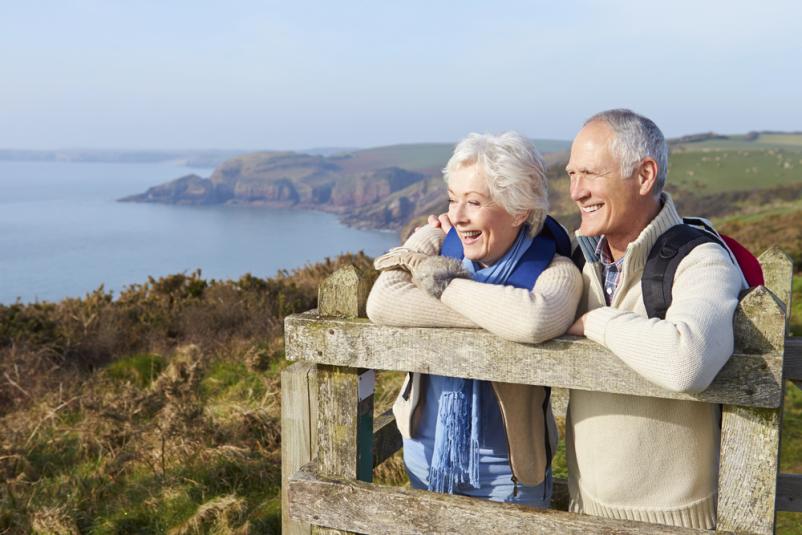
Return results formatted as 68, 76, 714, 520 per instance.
512, 210, 530, 227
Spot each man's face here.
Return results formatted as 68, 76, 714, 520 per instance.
566, 121, 643, 241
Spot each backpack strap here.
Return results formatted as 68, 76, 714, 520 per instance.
571, 245, 586, 271
642, 224, 723, 319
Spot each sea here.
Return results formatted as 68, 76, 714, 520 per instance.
0, 160, 401, 304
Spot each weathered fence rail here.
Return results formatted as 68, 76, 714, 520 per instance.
282, 247, 801, 535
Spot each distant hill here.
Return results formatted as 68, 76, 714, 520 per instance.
120, 132, 802, 237
121, 140, 571, 231
0, 149, 247, 168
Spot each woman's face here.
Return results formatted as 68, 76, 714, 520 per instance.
447, 164, 527, 267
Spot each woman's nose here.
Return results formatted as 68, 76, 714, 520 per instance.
449, 201, 468, 223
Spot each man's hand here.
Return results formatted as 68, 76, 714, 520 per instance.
567, 313, 587, 336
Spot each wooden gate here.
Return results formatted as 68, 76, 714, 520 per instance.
282, 247, 801, 534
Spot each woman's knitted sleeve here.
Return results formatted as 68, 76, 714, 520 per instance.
366, 226, 479, 328
439, 255, 583, 343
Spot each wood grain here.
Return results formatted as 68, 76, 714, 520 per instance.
285, 311, 783, 408
281, 362, 318, 535
372, 409, 402, 467
717, 283, 786, 535
288, 462, 710, 535
317, 265, 376, 318
759, 246, 794, 335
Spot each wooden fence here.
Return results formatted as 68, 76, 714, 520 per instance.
281, 246, 802, 534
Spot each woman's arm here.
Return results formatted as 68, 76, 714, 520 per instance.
439, 255, 583, 343
366, 226, 479, 328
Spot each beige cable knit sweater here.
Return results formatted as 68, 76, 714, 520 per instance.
366, 225, 582, 344
567, 194, 745, 529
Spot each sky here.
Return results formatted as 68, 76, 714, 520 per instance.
1, 0, 800, 150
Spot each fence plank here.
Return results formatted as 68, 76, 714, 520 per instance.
318, 265, 376, 319
287, 462, 708, 535
314, 366, 374, 535
717, 286, 786, 535
281, 362, 318, 535
759, 246, 794, 335
785, 338, 802, 391
285, 312, 783, 408
372, 409, 402, 467
778, 473, 802, 513
312, 265, 375, 535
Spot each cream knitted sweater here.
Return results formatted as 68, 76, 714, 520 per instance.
366, 225, 582, 344
567, 194, 745, 529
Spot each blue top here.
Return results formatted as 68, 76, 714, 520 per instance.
403, 376, 552, 507
400, 219, 568, 507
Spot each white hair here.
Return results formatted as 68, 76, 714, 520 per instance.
584, 109, 668, 193
443, 132, 549, 236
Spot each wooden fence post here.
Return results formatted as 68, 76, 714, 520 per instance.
314, 265, 376, 535
717, 286, 786, 534
759, 246, 794, 335
281, 362, 318, 535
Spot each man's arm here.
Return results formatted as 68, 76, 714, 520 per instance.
581, 243, 744, 393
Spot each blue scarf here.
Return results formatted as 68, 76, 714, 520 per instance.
428, 227, 534, 493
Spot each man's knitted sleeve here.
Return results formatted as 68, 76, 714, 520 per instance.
583, 243, 744, 393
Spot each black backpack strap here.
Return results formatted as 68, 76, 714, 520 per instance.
642, 224, 723, 319
571, 245, 586, 271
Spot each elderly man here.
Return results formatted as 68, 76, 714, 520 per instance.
563, 109, 744, 529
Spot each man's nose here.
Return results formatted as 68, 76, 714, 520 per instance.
570, 176, 588, 202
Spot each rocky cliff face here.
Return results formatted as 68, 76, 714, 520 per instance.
119, 174, 232, 205
121, 150, 435, 229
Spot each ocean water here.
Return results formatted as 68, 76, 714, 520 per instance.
0, 161, 400, 304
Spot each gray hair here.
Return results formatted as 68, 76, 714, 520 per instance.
443, 132, 549, 236
585, 109, 668, 193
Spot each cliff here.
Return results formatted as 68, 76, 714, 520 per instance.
120, 142, 571, 231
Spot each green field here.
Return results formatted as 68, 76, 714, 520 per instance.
667, 148, 802, 193
672, 133, 802, 151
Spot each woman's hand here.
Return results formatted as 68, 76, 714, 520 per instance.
566, 313, 587, 336
428, 213, 454, 234
374, 248, 430, 272
410, 256, 469, 299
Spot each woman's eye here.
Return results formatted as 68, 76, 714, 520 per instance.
447, 199, 455, 204
468, 200, 480, 206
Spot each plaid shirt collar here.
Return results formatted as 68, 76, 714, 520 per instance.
595, 237, 625, 305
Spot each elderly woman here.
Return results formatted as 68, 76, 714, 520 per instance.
366, 132, 582, 507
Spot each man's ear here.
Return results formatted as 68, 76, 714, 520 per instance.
637, 157, 659, 196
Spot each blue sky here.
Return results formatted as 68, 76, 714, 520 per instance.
1, 0, 800, 150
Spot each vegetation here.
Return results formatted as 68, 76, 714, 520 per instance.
0, 253, 374, 534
